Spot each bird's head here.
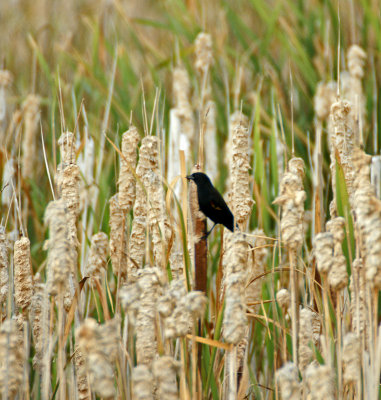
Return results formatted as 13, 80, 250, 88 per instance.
186, 172, 212, 186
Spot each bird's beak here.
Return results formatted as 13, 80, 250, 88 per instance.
186, 175, 194, 181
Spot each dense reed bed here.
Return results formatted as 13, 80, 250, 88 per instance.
0, 0, 380, 399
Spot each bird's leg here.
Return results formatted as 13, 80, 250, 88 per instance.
202, 223, 217, 239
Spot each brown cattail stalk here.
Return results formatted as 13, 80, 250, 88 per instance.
13, 237, 34, 311
188, 165, 208, 293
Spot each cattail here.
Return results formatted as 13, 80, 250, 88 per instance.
109, 194, 128, 280
273, 157, 306, 252
132, 365, 154, 400
314, 232, 334, 276
85, 232, 109, 285
229, 111, 254, 229
275, 362, 301, 400
246, 229, 267, 313
128, 136, 160, 279
135, 268, 163, 365
222, 232, 248, 344
119, 281, 142, 326
76, 318, 119, 398
0, 69, 12, 123
352, 148, 381, 289
146, 170, 172, 269
74, 346, 91, 400
0, 318, 25, 399
342, 332, 360, 384
329, 100, 355, 210
152, 356, 181, 400
13, 237, 34, 310
157, 278, 187, 319
44, 199, 74, 296
1, 157, 15, 207
346, 45, 366, 144
326, 217, 348, 291
168, 66, 194, 185
21, 94, 40, 179
194, 32, 213, 74
30, 279, 48, 370
118, 125, 140, 211
58, 131, 76, 165
169, 251, 184, 280
164, 288, 206, 339
314, 81, 337, 122
276, 288, 290, 312
61, 163, 81, 246
305, 363, 335, 400
349, 259, 367, 337
298, 308, 320, 373
0, 226, 9, 305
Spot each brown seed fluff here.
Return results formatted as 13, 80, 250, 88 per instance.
85, 232, 109, 285
21, 94, 40, 179
275, 362, 301, 400
13, 237, 34, 310
118, 125, 140, 211
0, 226, 9, 304
0, 318, 25, 399
273, 157, 306, 252
222, 231, 248, 345
229, 110, 254, 229
152, 356, 181, 400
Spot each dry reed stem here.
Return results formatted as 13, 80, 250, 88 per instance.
188, 165, 207, 293
0, 70, 12, 128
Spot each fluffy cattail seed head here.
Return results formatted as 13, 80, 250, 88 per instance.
14, 237, 34, 310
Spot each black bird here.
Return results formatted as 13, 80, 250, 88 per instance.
186, 172, 235, 237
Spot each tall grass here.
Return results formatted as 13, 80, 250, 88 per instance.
0, 0, 380, 399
